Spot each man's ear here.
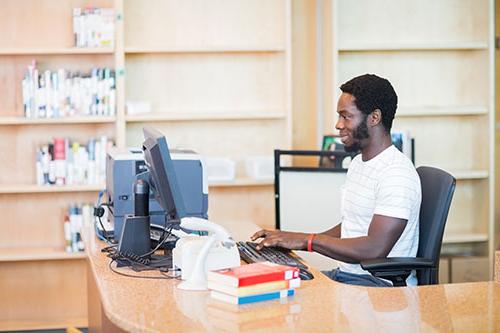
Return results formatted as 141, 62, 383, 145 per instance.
369, 109, 382, 127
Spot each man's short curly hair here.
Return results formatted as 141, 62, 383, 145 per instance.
340, 74, 398, 133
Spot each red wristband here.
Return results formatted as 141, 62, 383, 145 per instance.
307, 233, 316, 252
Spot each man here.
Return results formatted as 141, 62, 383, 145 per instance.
251, 74, 421, 287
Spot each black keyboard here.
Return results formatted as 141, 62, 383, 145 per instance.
237, 241, 308, 270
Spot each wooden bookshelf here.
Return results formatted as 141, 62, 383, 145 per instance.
0, 184, 104, 194
0, 47, 114, 55
338, 41, 488, 51
125, 111, 286, 122
121, 0, 291, 230
0, 0, 291, 328
443, 233, 489, 244
451, 170, 489, 180
124, 46, 285, 54
0, 0, 115, 329
208, 178, 273, 188
396, 106, 488, 117
333, 0, 495, 279
0, 116, 116, 125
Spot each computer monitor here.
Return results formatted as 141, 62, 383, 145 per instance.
142, 126, 187, 223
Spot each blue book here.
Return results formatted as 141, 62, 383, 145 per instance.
210, 289, 294, 305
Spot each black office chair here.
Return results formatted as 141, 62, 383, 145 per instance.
360, 166, 456, 286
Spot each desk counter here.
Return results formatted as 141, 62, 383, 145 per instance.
86, 222, 500, 332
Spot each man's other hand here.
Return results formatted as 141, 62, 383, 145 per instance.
250, 229, 309, 251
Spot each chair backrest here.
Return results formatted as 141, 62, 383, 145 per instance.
416, 166, 456, 285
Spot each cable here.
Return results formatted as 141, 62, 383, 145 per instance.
108, 259, 180, 280
94, 190, 114, 244
118, 250, 151, 265
101, 244, 118, 253
103, 240, 175, 273
139, 224, 174, 258
96, 216, 114, 244
94, 191, 180, 277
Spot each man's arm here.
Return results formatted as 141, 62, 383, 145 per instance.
251, 215, 406, 264
319, 223, 341, 238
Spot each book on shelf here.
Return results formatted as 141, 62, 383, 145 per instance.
208, 277, 301, 297
210, 289, 294, 305
207, 262, 300, 288
64, 203, 93, 253
22, 60, 116, 119
73, 7, 115, 48
36, 136, 112, 186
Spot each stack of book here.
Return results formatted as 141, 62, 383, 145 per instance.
35, 136, 112, 186
73, 7, 115, 48
63, 203, 93, 253
207, 262, 301, 305
22, 61, 116, 119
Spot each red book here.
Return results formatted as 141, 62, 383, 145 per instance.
53, 138, 66, 185
207, 262, 299, 288
53, 138, 65, 160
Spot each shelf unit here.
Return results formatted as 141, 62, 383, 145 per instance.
338, 41, 489, 52
0, 0, 291, 329
124, 110, 286, 122
0, 184, 105, 194
332, 0, 494, 273
120, 0, 291, 229
0, 47, 114, 55
0, 0, 114, 330
124, 46, 286, 54
0, 116, 116, 125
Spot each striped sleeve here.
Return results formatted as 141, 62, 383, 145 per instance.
373, 164, 419, 220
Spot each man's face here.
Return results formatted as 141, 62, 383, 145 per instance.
335, 93, 370, 152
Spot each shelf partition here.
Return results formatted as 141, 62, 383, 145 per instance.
0, 47, 114, 55
125, 111, 286, 122
0, 181, 275, 192
338, 41, 489, 52
396, 105, 488, 117
0, 116, 116, 125
208, 178, 273, 187
0, 184, 105, 194
451, 170, 489, 180
443, 233, 489, 244
124, 46, 285, 54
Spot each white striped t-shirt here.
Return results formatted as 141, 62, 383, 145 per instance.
338, 145, 421, 285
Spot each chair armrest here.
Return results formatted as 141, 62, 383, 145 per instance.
360, 257, 434, 272
360, 257, 435, 286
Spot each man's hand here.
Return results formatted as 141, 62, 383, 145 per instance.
250, 229, 310, 251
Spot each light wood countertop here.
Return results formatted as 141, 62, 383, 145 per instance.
495, 251, 500, 283
85, 221, 500, 332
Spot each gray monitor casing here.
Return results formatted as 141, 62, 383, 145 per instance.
106, 148, 208, 240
